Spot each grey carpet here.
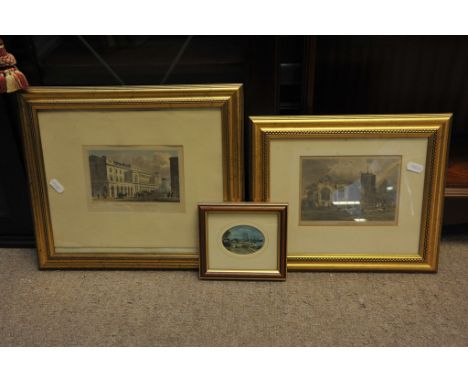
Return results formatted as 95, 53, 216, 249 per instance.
1, 232, 467, 346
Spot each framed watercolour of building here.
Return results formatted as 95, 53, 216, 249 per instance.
18, 85, 244, 269
198, 203, 287, 280
250, 114, 452, 271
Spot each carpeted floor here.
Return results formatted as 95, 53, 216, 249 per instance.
1, 231, 467, 346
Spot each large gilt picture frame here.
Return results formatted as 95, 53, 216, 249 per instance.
251, 114, 452, 271
18, 85, 243, 269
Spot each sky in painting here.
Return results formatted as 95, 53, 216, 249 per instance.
223, 225, 265, 242
301, 156, 401, 194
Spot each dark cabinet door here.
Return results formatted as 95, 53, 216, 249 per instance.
1, 35, 466, 246
0, 95, 34, 246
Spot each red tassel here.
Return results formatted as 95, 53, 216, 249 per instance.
0, 67, 29, 93
5, 69, 19, 92
0, 39, 28, 93
13, 68, 28, 89
0, 73, 6, 93
0, 52, 16, 67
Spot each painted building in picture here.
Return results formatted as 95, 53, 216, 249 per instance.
169, 157, 179, 199
302, 175, 350, 208
302, 171, 396, 210
89, 155, 165, 200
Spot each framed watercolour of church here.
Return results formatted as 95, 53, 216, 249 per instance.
250, 114, 452, 271
18, 85, 244, 269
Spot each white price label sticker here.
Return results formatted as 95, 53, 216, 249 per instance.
406, 162, 424, 174
49, 179, 65, 193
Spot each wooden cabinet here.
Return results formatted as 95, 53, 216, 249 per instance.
0, 95, 34, 246
0, 35, 467, 246
310, 36, 468, 201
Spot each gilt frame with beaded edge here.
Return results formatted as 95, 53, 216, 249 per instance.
17, 85, 244, 269
250, 114, 452, 272
198, 203, 288, 280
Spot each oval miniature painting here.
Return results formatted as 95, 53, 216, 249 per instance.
222, 225, 265, 255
